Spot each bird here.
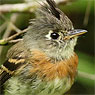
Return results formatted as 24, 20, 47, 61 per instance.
0, 0, 87, 95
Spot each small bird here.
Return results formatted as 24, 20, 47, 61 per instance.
0, 0, 87, 95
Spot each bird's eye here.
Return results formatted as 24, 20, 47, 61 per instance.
50, 32, 59, 39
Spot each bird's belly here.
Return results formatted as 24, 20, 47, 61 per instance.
5, 76, 73, 95
34, 77, 72, 95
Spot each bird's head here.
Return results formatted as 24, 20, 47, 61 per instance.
24, 0, 87, 60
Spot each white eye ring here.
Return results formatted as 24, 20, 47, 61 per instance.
45, 30, 53, 40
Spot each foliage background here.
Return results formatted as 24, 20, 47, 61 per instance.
0, 0, 94, 94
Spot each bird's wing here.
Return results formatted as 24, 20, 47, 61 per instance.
0, 41, 27, 87
0, 57, 26, 87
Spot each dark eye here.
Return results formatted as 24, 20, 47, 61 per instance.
50, 32, 59, 39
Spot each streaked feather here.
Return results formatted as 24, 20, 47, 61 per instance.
0, 57, 25, 87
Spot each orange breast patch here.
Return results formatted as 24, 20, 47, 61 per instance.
29, 50, 78, 81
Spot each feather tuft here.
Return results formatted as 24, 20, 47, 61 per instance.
46, 0, 60, 19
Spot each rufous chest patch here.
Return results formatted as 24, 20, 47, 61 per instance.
29, 50, 78, 81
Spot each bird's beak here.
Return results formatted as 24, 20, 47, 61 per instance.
64, 29, 87, 40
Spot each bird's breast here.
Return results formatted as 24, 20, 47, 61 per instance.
29, 50, 78, 82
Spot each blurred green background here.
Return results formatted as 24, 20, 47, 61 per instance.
0, 0, 94, 94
